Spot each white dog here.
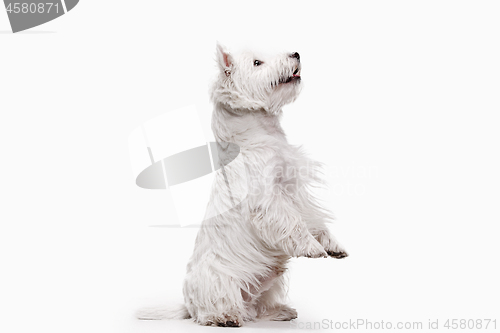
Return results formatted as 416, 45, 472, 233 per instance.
137, 44, 348, 327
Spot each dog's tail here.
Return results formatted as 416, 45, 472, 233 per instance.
136, 304, 191, 320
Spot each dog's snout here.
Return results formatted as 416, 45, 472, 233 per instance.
290, 52, 300, 61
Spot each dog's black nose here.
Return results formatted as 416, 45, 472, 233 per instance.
290, 52, 300, 61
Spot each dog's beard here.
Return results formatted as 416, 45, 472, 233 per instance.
266, 81, 301, 114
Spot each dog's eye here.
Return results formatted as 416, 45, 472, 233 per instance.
254, 60, 262, 66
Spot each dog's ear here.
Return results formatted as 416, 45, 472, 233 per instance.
216, 42, 233, 76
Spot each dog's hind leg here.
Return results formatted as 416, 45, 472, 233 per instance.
253, 275, 297, 321
184, 263, 249, 327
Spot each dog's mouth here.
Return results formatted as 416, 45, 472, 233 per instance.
275, 67, 301, 85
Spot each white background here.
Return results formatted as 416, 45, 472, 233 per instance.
1, 1, 499, 332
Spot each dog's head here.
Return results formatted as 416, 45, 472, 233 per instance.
211, 43, 302, 115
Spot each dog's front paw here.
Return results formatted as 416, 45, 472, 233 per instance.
302, 237, 328, 258
326, 249, 349, 259
325, 242, 349, 259
305, 250, 328, 258
315, 231, 349, 259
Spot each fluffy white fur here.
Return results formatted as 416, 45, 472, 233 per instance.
137, 44, 348, 327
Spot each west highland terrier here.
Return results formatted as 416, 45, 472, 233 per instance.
137, 43, 348, 327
